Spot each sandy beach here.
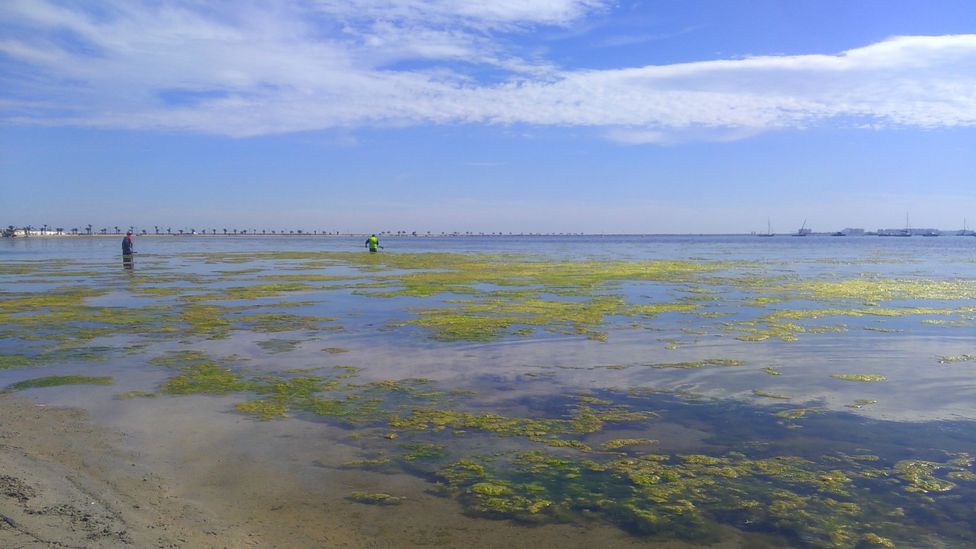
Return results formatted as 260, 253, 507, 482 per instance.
0, 394, 265, 548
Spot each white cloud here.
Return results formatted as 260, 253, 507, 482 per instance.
1, 1, 975, 140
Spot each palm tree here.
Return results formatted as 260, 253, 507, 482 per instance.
100, 228, 108, 235
71, 228, 79, 235
167, 227, 171, 235
154, 225, 159, 235
114, 226, 120, 235
86, 224, 92, 235
56, 227, 64, 235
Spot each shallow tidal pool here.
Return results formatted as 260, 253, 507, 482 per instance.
2, 234, 976, 548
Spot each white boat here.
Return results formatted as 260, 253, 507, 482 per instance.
958, 219, 975, 236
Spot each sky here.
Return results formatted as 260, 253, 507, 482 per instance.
1, 0, 975, 234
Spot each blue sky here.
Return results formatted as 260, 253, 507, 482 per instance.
2, 0, 975, 234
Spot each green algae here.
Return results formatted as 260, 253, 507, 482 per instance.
0, 354, 34, 370
893, 460, 957, 493
921, 318, 974, 327
340, 456, 393, 469
831, 374, 887, 382
753, 390, 791, 400
401, 442, 448, 462
937, 354, 976, 363
651, 358, 743, 369
389, 404, 653, 439
137, 349, 976, 548
723, 304, 975, 343
947, 470, 976, 481
116, 390, 157, 400
602, 438, 658, 450
761, 367, 782, 376
405, 295, 638, 342
236, 312, 335, 333
235, 399, 290, 420
334, 254, 726, 342
214, 268, 265, 275
774, 407, 823, 426
5, 375, 113, 391
424, 444, 930, 547
182, 282, 316, 302
347, 492, 406, 505
9, 253, 976, 547
781, 277, 976, 303
159, 351, 248, 395
862, 533, 894, 547
323, 347, 349, 354
7, 252, 970, 351
661, 338, 681, 350
180, 304, 233, 339
863, 326, 899, 333
149, 350, 214, 369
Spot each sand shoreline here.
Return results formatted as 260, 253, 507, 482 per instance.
0, 394, 261, 548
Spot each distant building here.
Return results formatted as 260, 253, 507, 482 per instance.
841, 228, 865, 236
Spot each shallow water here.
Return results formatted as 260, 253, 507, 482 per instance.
2, 234, 976, 548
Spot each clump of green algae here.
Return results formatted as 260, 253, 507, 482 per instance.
831, 374, 887, 382
347, 492, 406, 505
937, 354, 976, 363
0, 354, 33, 370
652, 358, 743, 369
5, 375, 113, 391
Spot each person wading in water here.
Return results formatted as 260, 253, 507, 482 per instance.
122, 231, 135, 255
365, 234, 382, 253
122, 231, 135, 269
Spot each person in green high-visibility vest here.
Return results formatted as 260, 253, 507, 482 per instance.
365, 234, 382, 252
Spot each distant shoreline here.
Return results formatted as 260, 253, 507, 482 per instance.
4, 231, 974, 238
6, 232, 809, 238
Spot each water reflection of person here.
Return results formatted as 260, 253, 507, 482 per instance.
123, 254, 134, 271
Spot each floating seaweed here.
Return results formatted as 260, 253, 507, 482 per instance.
831, 374, 887, 382
651, 358, 743, 369
937, 354, 976, 363
5, 375, 113, 391
753, 389, 791, 400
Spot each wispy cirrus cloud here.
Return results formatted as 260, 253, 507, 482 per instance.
1, 1, 974, 141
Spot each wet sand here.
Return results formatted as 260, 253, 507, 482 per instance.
0, 394, 264, 548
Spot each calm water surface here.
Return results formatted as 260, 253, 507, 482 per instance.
2, 234, 975, 548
